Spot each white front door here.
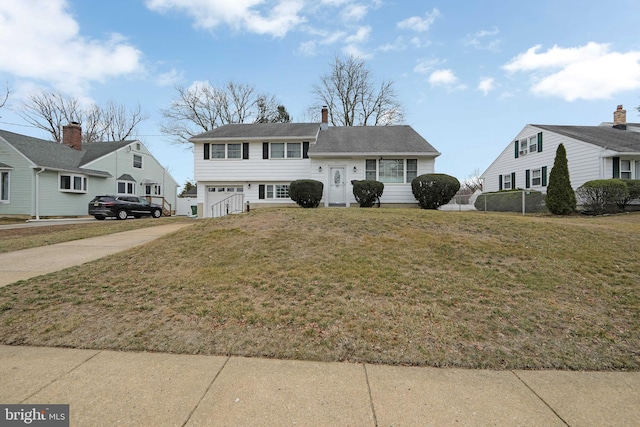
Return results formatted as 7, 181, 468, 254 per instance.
328, 166, 346, 206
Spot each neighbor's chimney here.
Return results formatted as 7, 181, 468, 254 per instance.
63, 122, 82, 150
613, 105, 626, 126
321, 106, 328, 130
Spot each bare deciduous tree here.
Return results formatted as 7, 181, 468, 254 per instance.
312, 55, 404, 126
160, 81, 289, 144
461, 168, 483, 194
17, 91, 147, 143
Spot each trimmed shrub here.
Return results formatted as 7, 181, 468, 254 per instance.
620, 179, 640, 210
289, 179, 324, 208
545, 143, 576, 215
411, 173, 460, 209
576, 179, 628, 214
474, 190, 546, 213
352, 180, 384, 207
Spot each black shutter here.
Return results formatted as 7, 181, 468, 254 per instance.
499, 175, 503, 191
525, 169, 531, 188
514, 141, 519, 158
243, 143, 249, 160
303, 141, 309, 159
542, 166, 548, 186
203, 143, 210, 160
537, 132, 543, 152
263, 143, 269, 159
258, 185, 265, 199
511, 172, 516, 189
613, 157, 620, 178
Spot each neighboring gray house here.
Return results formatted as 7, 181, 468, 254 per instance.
481, 105, 640, 193
190, 107, 441, 217
0, 123, 179, 218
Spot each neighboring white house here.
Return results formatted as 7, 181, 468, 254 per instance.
0, 123, 179, 219
189, 107, 441, 218
481, 105, 640, 193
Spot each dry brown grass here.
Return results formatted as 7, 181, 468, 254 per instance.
0, 208, 638, 370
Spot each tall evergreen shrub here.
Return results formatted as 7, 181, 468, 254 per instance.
545, 144, 576, 215
289, 179, 324, 208
411, 173, 460, 209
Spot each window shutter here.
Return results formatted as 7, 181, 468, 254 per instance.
525, 169, 530, 188
258, 184, 265, 199
613, 157, 620, 178
203, 143, 210, 160
542, 166, 548, 186
537, 132, 543, 152
263, 143, 269, 159
511, 172, 516, 189
242, 143, 249, 160
499, 175, 503, 190
514, 141, 519, 158
303, 141, 309, 159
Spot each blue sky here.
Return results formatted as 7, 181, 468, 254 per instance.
1, 0, 640, 189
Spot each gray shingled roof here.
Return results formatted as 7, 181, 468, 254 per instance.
189, 123, 439, 156
310, 125, 439, 156
190, 123, 320, 140
534, 125, 640, 152
0, 129, 130, 177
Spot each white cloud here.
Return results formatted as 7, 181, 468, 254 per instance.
503, 42, 640, 101
345, 26, 371, 44
0, 0, 144, 95
477, 77, 495, 95
414, 58, 445, 74
397, 8, 441, 33
428, 69, 467, 91
343, 4, 368, 22
466, 27, 500, 52
146, 0, 306, 38
156, 68, 184, 87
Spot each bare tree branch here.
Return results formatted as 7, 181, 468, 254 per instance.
312, 55, 404, 126
17, 91, 146, 143
0, 83, 8, 114
160, 81, 288, 144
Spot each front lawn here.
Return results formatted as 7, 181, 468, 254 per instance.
0, 208, 638, 370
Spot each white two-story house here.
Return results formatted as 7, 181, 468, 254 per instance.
190, 107, 441, 217
481, 105, 640, 194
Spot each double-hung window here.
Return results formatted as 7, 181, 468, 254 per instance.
207, 143, 244, 159
0, 170, 9, 202
267, 142, 302, 159
133, 154, 142, 169
620, 160, 632, 179
258, 184, 290, 199
59, 173, 87, 193
365, 159, 418, 183
528, 136, 538, 153
531, 168, 542, 186
117, 180, 136, 195
503, 174, 512, 190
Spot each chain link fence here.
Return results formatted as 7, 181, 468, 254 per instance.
473, 190, 547, 215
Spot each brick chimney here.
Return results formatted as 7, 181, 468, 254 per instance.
62, 122, 82, 150
321, 106, 328, 130
613, 105, 626, 126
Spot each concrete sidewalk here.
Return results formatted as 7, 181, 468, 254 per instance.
0, 222, 192, 287
1, 222, 639, 426
1, 345, 639, 426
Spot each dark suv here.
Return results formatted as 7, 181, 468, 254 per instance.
89, 195, 163, 220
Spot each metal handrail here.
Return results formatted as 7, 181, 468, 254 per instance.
210, 193, 244, 218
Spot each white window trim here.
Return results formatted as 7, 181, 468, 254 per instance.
59, 172, 88, 193
266, 184, 290, 199
531, 168, 542, 187
269, 142, 302, 159
503, 174, 513, 190
0, 170, 10, 203
365, 158, 418, 183
117, 180, 136, 195
209, 143, 242, 159
133, 154, 143, 169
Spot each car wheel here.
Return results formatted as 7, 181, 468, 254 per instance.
116, 209, 128, 220
94, 215, 106, 220
152, 209, 162, 218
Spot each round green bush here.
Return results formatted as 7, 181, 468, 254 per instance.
352, 180, 384, 207
620, 179, 640, 210
289, 179, 324, 208
411, 173, 460, 209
